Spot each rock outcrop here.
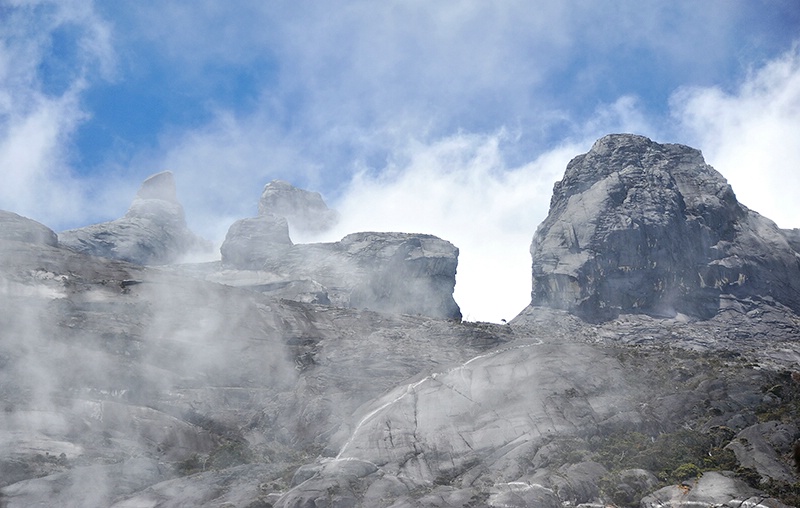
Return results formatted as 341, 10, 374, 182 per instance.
530, 134, 800, 321
258, 179, 339, 234
2, 135, 800, 507
219, 230, 461, 320
0, 210, 58, 246
59, 171, 208, 265
219, 183, 461, 320
219, 214, 293, 269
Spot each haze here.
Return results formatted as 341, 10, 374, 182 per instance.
1, 1, 799, 322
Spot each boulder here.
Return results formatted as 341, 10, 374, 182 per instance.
725, 422, 799, 483
337, 232, 461, 319
220, 215, 293, 269
0, 211, 58, 246
530, 133, 800, 321
258, 179, 339, 234
640, 471, 791, 508
59, 171, 209, 265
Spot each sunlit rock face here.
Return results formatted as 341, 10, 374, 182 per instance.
259, 179, 340, 234
59, 171, 209, 265
530, 134, 800, 321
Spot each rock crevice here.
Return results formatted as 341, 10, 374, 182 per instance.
530, 134, 800, 321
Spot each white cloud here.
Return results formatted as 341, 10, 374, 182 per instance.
319, 132, 577, 323
118, 1, 757, 161
0, 1, 115, 229
2, 0, 797, 324
672, 47, 800, 228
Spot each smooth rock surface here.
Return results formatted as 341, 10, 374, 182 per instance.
0, 210, 58, 246
59, 171, 208, 265
219, 214, 293, 269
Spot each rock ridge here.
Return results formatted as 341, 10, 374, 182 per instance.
217, 181, 461, 320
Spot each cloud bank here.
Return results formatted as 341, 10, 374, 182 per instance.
672, 47, 800, 229
0, 1, 798, 321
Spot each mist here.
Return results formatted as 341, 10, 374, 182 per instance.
2, 4, 800, 505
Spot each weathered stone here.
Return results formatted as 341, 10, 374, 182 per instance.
725, 422, 799, 483
220, 214, 293, 269
59, 171, 209, 265
258, 179, 339, 234
530, 134, 800, 321
640, 471, 790, 508
337, 232, 461, 319
0, 210, 58, 246
211, 230, 461, 320
610, 468, 661, 506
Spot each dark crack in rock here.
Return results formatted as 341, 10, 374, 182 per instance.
530, 134, 800, 321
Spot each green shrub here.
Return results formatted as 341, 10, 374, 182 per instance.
590, 429, 738, 483
671, 463, 701, 481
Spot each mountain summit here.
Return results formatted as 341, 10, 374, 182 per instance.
531, 134, 800, 321
0, 136, 798, 507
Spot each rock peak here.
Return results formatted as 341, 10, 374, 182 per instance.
530, 134, 800, 321
135, 171, 178, 203
60, 171, 208, 265
258, 179, 339, 234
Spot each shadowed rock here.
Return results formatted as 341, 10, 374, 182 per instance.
0, 211, 58, 246
530, 133, 800, 321
59, 171, 209, 265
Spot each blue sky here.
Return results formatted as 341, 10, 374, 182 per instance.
2, 1, 799, 321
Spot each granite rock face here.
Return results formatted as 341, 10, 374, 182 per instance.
258, 179, 339, 234
219, 183, 461, 320
530, 134, 800, 321
329, 231, 461, 319
59, 172, 208, 265
0, 211, 58, 246
219, 214, 293, 269
219, 230, 461, 320
2, 135, 800, 507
